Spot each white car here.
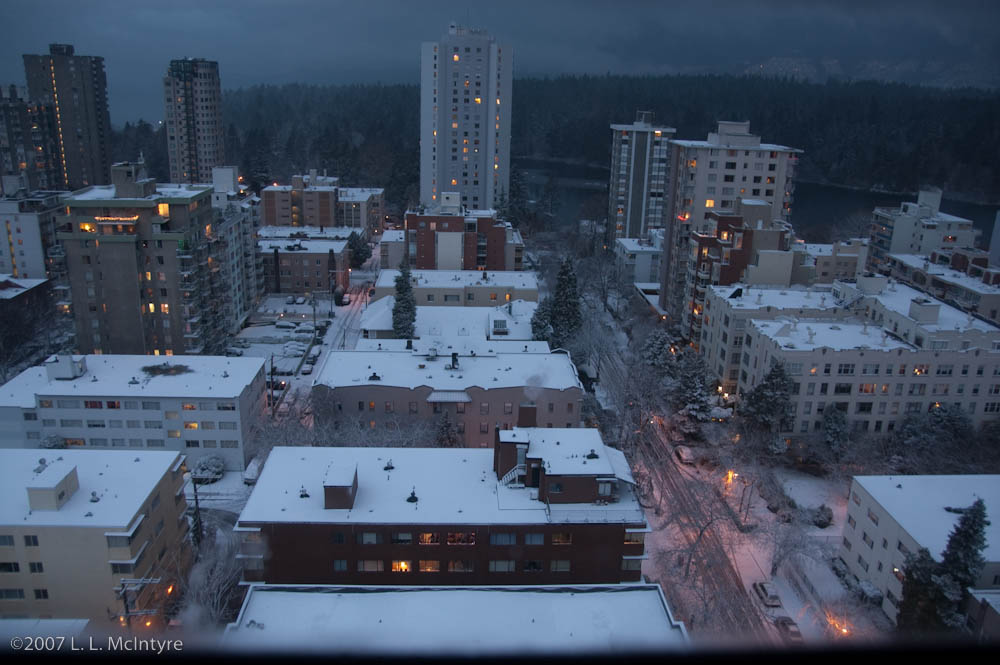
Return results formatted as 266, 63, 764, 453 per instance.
295, 296, 306, 305
300, 365, 313, 375
341, 294, 351, 305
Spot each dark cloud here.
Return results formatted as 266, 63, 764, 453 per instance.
0, 0, 996, 124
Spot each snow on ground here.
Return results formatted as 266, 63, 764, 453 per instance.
184, 471, 252, 515
774, 467, 850, 542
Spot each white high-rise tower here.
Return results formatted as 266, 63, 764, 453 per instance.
420, 22, 511, 210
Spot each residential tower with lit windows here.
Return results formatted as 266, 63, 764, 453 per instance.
164, 58, 225, 184
419, 22, 511, 211
608, 111, 676, 240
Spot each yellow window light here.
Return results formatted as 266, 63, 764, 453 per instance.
453, 54, 459, 61
705, 199, 715, 208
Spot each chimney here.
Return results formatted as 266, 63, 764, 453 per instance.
451, 352, 459, 368
908, 298, 940, 324
323, 463, 358, 509
45, 355, 87, 381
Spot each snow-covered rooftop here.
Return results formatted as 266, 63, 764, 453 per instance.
260, 238, 348, 254
375, 269, 538, 290
846, 280, 998, 333
257, 225, 360, 240
0, 449, 181, 528
670, 138, 801, 153
501, 428, 634, 481
360, 297, 536, 340
709, 284, 838, 312
854, 475, 1000, 563
616, 238, 661, 253
0, 619, 90, 639
0, 355, 264, 408
888, 254, 1000, 296
238, 445, 644, 526
312, 349, 581, 392
751, 319, 915, 352
353, 338, 552, 354
802, 243, 834, 257
380, 229, 405, 243
0, 274, 48, 300
337, 187, 383, 202
224, 584, 687, 653
65, 183, 210, 202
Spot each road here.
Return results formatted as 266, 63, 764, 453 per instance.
595, 304, 766, 641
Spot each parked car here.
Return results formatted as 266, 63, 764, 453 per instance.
275, 320, 297, 329
773, 617, 803, 645
265, 379, 287, 391
242, 456, 261, 486
368, 288, 375, 298
674, 445, 695, 465
295, 296, 306, 305
233, 339, 251, 348
285, 296, 295, 305
224, 347, 243, 356
300, 365, 313, 375
752, 581, 783, 608
341, 294, 351, 305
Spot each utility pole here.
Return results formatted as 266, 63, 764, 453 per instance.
114, 577, 161, 634
190, 477, 203, 552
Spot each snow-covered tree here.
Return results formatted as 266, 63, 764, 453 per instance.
435, 411, 460, 448
897, 548, 943, 634
531, 297, 553, 342
347, 231, 371, 268
940, 498, 988, 592
548, 258, 581, 348
179, 531, 244, 628
822, 405, 849, 460
392, 256, 416, 339
641, 326, 678, 377
671, 352, 712, 435
739, 362, 794, 433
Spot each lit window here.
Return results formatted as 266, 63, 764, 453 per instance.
705, 199, 715, 208
452, 54, 459, 61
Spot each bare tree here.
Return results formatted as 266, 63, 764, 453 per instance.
178, 530, 244, 628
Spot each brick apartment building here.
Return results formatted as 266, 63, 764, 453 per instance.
235, 428, 648, 586
260, 237, 350, 294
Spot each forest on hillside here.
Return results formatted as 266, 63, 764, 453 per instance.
112, 74, 1000, 211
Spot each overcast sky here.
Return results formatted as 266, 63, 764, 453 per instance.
1, 0, 996, 125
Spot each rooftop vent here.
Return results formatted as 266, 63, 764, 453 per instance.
383, 459, 394, 471
129, 377, 139, 385
369, 373, 381, 381
406, 487, 419, 503
299, 486, 310, 498
586, 449, 599, 460
89, 491, 100, 503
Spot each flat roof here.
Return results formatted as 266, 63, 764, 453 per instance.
751, 319, 914, 352
0, 449, 180, 528
848, 280, 998, 333
260, 238, 347, 254
353, 338, 552, 354
257, 225, 360, 240
337, 187, 383, 202
360, 297, 535, 340
670, 138, 801, 153
0, 619, 89, 639
224, 584, 687, 653
888, 254, 1000, 296
616, 238, 660, 253
312, 349, 581, 392
375, 269, 538, 290
238, 445, 644, 527
855, 475, 1000, 563
65, 183, 210, 202
0, 355, 263, 407
501, 428, 634, 481
380, 229, 405, 243
709, 284, 838, 312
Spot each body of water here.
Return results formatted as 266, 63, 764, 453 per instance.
513, 157, 1000, 247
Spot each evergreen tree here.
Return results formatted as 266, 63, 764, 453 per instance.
671, 353, 712, 433
531, 297, 553, 342
549, 258, 582, 348
897, 548, 946, 634
436, 410, 460, 448
822, 405, 849, 460
347, 231, 372, 269
739, 362, 794, 433
392, 257, 416, 339
641, 327, 677, 377
940, 498, 988, 592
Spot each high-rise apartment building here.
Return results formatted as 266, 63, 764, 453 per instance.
608, 111, 676, 239
22, 44, 112, 189
658, 121, 802, 325
420, 22, 511, 211
0, 86, 61, 193
57, 161, 225, 355
164, 58, 225, 183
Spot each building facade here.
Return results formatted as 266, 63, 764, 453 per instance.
164, 58, 225, 184
0, 354, 266, 471
659, 121, 802, 323
0, 449, 190, 626
0, 86, 61, 192
608, 111, 676, 239
838, 475, 1000, 624
886, 249, 1000, 326
0, 189, 68, 281
311, 349, 583, 447
235, 430, 647, 586
337, 187, 384, 236
802, 239, 867, 284
260, 237, 350, 294
57, 161, 229, 356
372, 269, 537, 306
261, 171, 339, 228
403, 194, 523, 271
210, 166, 263, 328
419, 22, 511, 210
866, 188, 978, 274
23, 44, 112, 189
